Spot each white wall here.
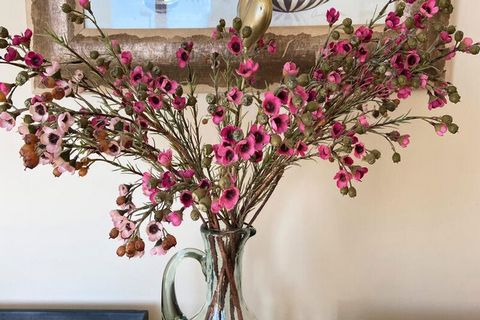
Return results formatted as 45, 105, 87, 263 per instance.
1, 1, 479, 320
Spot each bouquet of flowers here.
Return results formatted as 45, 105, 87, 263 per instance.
0, 0, 477, 317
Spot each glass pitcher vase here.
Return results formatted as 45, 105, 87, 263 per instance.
161, 225, 256, 320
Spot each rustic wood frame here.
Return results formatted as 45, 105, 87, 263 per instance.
27, 0, 449, 89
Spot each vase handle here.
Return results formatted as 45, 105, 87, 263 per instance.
161, 248, 206, 320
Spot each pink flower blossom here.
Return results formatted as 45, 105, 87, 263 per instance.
428, 97, 447, 110
133, 101, 146, 113
78, 0, 90, 9
419, 74, 428, 88
398, 134, 411, 148
146, 221, 163, 242
262, 92, 281, 116
436, 123, 448, 136
29, 102, 48, 122
406, 50, 421, 69
420, 0, 439, 18
353, 143, 366, 159
160, 171, 176, 189
211, 199, 222, 214
235, 135, 256, 160
440, 31, 452, 43
160, 78, 178, 94
179, 169, 195, 179
386, 12, 401, 29
336, 40, 353, 55
227, 87, 244, 105
43, 61, 60, 77
24, 51, 44, 69
353, 167, 368, 182
180, 190, 194, 208
355, 26, 373, 42
295, 141, 308, 157
158, 149, 172, 167
334, 169, 352, 189
212, 106, 225, 125
176, 47, 190, 69
249, 124, 270, 150
235, 59, 259, 79
130, 66, 145, 85
220, 125, 239, 144
331, 121, 345, 139
142, 172, 156, 196
106, 141, 121, 157
166, 211, 183, 227
267, 40, 277, 54
120, 51, 133, 65
4, 48, 18, 62
397, 87, 412, 99
0, 112, 15, 131
358, 115, 369, 127
151, 246, 167, 256
318, 145, 331, 160
173, 96, 187, 110
327, 71, 342, 84
391, 53, 405, 70
277, 142, 294, 156
119, 184, 129, 196
148, 94, 163, 110
220, 186, 240, 211
282, 62, 299, 77
213, 144, 238, 166
227, 35, 243, 56
57, 112, 74, 134
270, 114, 290, 134
326, 8, 340, 25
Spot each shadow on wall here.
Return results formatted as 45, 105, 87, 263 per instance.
0, 303, 159, 320
337, 303, 480, 320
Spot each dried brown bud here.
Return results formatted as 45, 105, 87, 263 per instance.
23, 134, 39, 145
78, 167, 88, 177
134, 238, 145, 252
52, 87, 65, 100
109, 228, 120, 239
20, 144, 39, 169
162, 234, 177, 251
126, 241, 136, 256
116, 245, 126, 257
116, 196, 127, 206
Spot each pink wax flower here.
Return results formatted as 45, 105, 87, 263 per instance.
43, 61, 61, 77
262, 92, 281, 116
176, 47, 190, 69
267, 39, 277, 54
391, 53, 405, 70
160, 171, 176, 189
179, 169, 195, 179
318, 145, 331, 160
283, 61, 299, 77
440, 31, 453, 43
78, 0, 90, 9
133, 101, 146, 113
166, 211, 183, 227
220, 125, 239, 144
336, 40, 353, 55
397, 87, 412, 99
353, 143, 366, 159
148, 94, 163, 110
130, 66, 145, 85
220, 186, 240, 211
406, 50, 421, 69
4, 48, 18, 62
106, 141, 121, 157
358, 115, 369, 127
419, 74, 428, 88
227, 35, 243, 56
25, 51, 44, 69
180, 190, 194, 208
331, 121, 345, 139
277, 142, 294, 156
0, 112, 15, 131
142, 172, 155, 196
355, 45, 369, 64
227, 87, 244, 105
146, 221, 163, 242
398, 134, 411, 148
212, 106, 225, 125
150, 246, 167, 256
235, 58, 259, 79
355, 26, 373, 42
41, 128, 63, 154
57, 112, 74, 134
120, 51, 133, 65
295, 141, 308, 157
353, 167, 369, 182
160, 78, 178, 94
249, 124, 270, 150
251, 150, 263, 163
235, 135, 256, 160
110, 210, 126, 229
327, 71, 342, 84
462, 37, 474, 49
173, 96, 187, 110
420, 0, 439, 18
342, 156, 354, 166
428, 97, 447, 110
213, 144, 238, 166
436, 123, 448, 136
210, 199, 222, 214
386, 12, 401, 30
334, 169, 352, 189
118, 184, 129, 197
270, 114, 290, 134
157, 149, 172, 167
326, 8, 340, 25
29, 102, 49, 122
276, 88, 289, 105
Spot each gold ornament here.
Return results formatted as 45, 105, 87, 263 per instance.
237, 0, 273, 50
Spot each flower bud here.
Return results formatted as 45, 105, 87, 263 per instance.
340, 187, 349, 195
301, 112, 313, 126
342, 18, 352, 27
219, 176, 231, 189
152, 66, 162, 76
232, 129, 244, 141
331, 30, 340, 40
233, 17, 242, 31
257, 113, 268, 125
470, 45, 480, 55
0, 27, 9, 38
202, 156, 212, 167
371, 150, 381, 160
78, 167, 88, 177
116, 245, 126, 257
405, 17, 415, 30
242, 94, 253, 106
297, 73, 309, 87
441, 115, 453, 124
191, 209, 201, 221
61, 3, 73, 13
162, 234, 177, 251
449, 93, 461, 103
206, 93, 216, 104
193, 188, 207, 202
348, 187, 357, 198
16, 71, 29, 86
270, 134, 282, 147
134, 238, 145, 252
198, 197, 212, 212
392, 152, 401, 163
242, 26, 252, 38
285, 76, 298, 89
343, 25, 354, 35
454, 31, 464, 42
0, 39, 8, 49
203, 144, 213, 156
109, 228, 119, 239
448, 123, 459, 134
219, 19, 226, 27
126, 242, 136, 255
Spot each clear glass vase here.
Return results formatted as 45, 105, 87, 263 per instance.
162, 225, 256, 320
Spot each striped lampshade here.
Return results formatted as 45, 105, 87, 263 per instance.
272, 0, 330, 12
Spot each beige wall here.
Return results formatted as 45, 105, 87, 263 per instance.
0, 1, 479, 319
